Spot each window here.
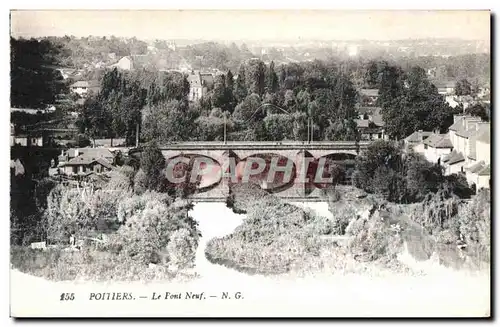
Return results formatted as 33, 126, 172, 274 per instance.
424, 144, 428, 149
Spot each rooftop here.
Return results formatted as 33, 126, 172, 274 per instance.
404, 131, 434, 143
65, 156, 113, 169
449, 115, 483, 138
354, 119, 370, 128
445, 151, 465, 165
71, 81, 90, 88
466, 161, 486, 174
478, 165, 490, 176
423, 133, 453, 148
359, 89, 379, 97
435, 81, 456, 88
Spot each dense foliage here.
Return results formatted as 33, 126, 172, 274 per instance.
11, 38, 69, 109
352, 140, 473, 203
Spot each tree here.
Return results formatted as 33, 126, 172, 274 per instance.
292, 112, 308, 141
11, 37, 68, 109
142, 99, 199, 143
283, 90, 296, 111
296, 90, 311, 113
195, 115, 228, 141
225, 70, 236, 113
364, 60, 380, 88
166, 228, 198, 268
211, 74, 227, 109
76, 95, 112, 146
99, 69, 146, 146
353, 140, 404, 194
405, 152, 445, 202
139, 142, 166, 192
263, 114, 294, 141
234, 65, 248, 102
457, 189, 490, 262
455, 79, 472, 96
266, 61, 279, 94
232, 93, 262, 124
465, 103, 489, 121
248, 60, 266, 97
324, 118, 360, 142
157, 72, 190, 102
381, 66, 457, 139
377, 64, 404, 109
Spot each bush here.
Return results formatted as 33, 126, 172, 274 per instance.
116, 191, 172, 224
10, 246, 183, 282
346, 209, 404, 262
207, 192, 323, 274
408, 189, 461, 235
117, 198, 198, 266
44, 185, 120, 243
133, 169, 148, 194
457, 190, 490, 263
107, 165, 135, 192
166, 228, 197, 268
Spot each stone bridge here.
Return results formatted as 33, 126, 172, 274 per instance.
133, 141, 372, 201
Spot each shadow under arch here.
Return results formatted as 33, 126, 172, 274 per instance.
234, 152, 297, 194
165, 153, 222, 195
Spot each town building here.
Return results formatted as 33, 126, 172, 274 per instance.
57, 148, 115, 176
355, 107, 387, 141
404, 130, 434, 150
70, 81, 90, 96
110, 55, 150, 71
12, 134, 43, 147
10, 123, 44, 147
413, 133, 453, 164
443, 114, 490, 189
188, 72, 214, 102
403, 113, 490, 189
359, 89, 379, 106
435, 81, 456, 95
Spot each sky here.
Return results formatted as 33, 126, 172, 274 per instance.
10, 10, 490, 42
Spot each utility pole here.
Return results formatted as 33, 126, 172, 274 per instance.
307, 116, 310, 144
223, 112, 227, 144
309, 117, 314, 143
135, 122, 139, 147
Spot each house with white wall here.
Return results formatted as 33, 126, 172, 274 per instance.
403, 130, 433, 151
70, 81, 90, 96
444, 114, 490, 189
415, 133, 453, 164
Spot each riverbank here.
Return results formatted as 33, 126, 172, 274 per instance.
205, 185, 490, 277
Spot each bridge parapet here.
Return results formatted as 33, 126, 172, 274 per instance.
157, 141, 371, 152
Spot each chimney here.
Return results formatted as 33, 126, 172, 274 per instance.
73, 149, 79, 157
453, 114, 465, 123
476, 122, 490, 132
418, 130, 423, 141
464, 116, 482, 130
